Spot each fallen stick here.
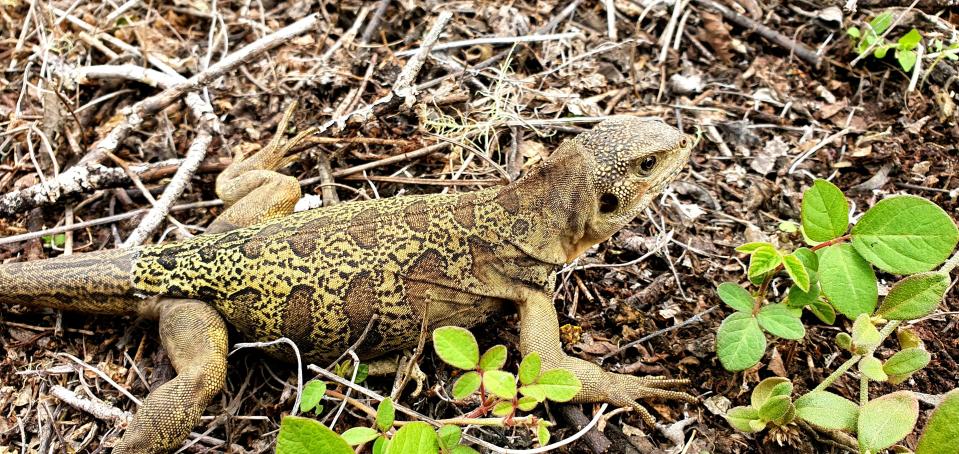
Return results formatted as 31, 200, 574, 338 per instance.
0, 13, 322, 217
692, 0, 821, 67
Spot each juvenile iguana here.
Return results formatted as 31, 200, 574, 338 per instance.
0, 109, 695, 453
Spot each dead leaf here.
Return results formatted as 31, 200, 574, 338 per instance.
700, 12, 734, 63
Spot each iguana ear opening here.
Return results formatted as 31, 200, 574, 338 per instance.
598, 193, 619, 214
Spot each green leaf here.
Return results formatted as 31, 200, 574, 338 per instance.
537, 369, 581, 402
801, 179, 849, 242
385, 421, 438, 454
808, 298, 836, 325
859, 355, 888, 382
836, 332, 853, 351
717, 282, 755, 313
876, 272, 949, 320
450, 446, 480, 454
726, 406, 762, 432
897, 49, 918, 71
819, 244, 878, 318
748, 245, 782, 280
870, 12, 894, 35
898, 28, 922, 50
847, 26, 861, 39
376, 398, 395, 433
517, 396, 538, 411
276, 416, 354, 454
758, 395, 792, 423
433, 327, 479, 370
483, 370, 517, 400
518, 352, 541, 385
751, 377, 793, 410
736, 241, 776, 254
492, 401, 514, 417
852, 314, 882, 351
794, 247, 819, 272
749, 419, 767, 432
537, 420, 551, 446
874, 44, 891, 58
883, 348, 930, 376
757, 304, 806, 340
783, 254, 811, 292
520, 384, 546, 402
897, 327, 925, 350
916, 389, 959, 454
437, 425, 462, 450
716, 312, 767, 371
787, 281, 820, 309
300, 380, 326, 413
851, 196, 959, 274
373, 436, 389, 454
452, 371, 481, 399
858, 391, 919, 453
479, 345, 508, 371
341, 427, 380, 446
794, 391, 859, 431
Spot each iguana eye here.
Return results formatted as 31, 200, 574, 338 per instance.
679, 137, 690, 148
636, 156, 657, 176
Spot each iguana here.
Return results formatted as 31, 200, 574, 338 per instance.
0, 108, 695, 453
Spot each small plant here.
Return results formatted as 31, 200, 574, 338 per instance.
847, 11, 959, 73
716, 178, 959, 452
274, 326, 581, 453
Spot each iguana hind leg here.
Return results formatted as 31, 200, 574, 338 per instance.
516, 291, 697, 425
208, 101, 314, 233
115, 298, 228, 453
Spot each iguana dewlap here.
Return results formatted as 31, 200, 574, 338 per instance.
0, 113, 695, 453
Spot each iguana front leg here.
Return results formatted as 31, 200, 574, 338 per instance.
207, 101, 314, 233
516, 290, 696, 425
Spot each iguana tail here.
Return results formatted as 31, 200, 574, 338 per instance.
0, 248, 142, 315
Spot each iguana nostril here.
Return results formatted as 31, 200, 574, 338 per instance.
599, 193, 619, 213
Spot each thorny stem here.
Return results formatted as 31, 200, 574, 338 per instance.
753, 234, 852, 313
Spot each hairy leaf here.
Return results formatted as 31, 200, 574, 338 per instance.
916, 389, 959, 454
795, 391, 859, 431
717, 313, 766, 371
851, 196, 958, 274
858, 391, 919, 453
802, 179, 849, 242
877, 272, 949, 320
819, 244, 878, 317
433, 327, 479, 370
717, 282, 755, 313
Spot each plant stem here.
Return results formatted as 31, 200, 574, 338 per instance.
813, 355, 862, 393
860, 375, 869, 406
811, 320, 900, 394
939, 248, 959, 275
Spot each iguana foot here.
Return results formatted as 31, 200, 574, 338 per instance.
600, 373, 697, 425
208, 101, 315, 233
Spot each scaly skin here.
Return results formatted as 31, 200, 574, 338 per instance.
0, 113, 695, 452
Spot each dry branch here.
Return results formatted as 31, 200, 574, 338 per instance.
0, 13, 322, 218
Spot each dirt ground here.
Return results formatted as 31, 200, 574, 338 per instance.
1, 0, 958, 453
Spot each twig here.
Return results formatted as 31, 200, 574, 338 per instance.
55, 353, 143, 406
393, 32, 581, 57
692, 0, 821, 66
49, 385, 132, 424
230, 337, 304, 417
787, 128, 853, 174
0, 13, 322, 217
600, 306, 718, 362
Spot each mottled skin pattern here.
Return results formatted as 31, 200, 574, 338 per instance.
0, 114, 695, 453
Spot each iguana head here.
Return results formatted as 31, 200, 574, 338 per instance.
567, 117, 693, 257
